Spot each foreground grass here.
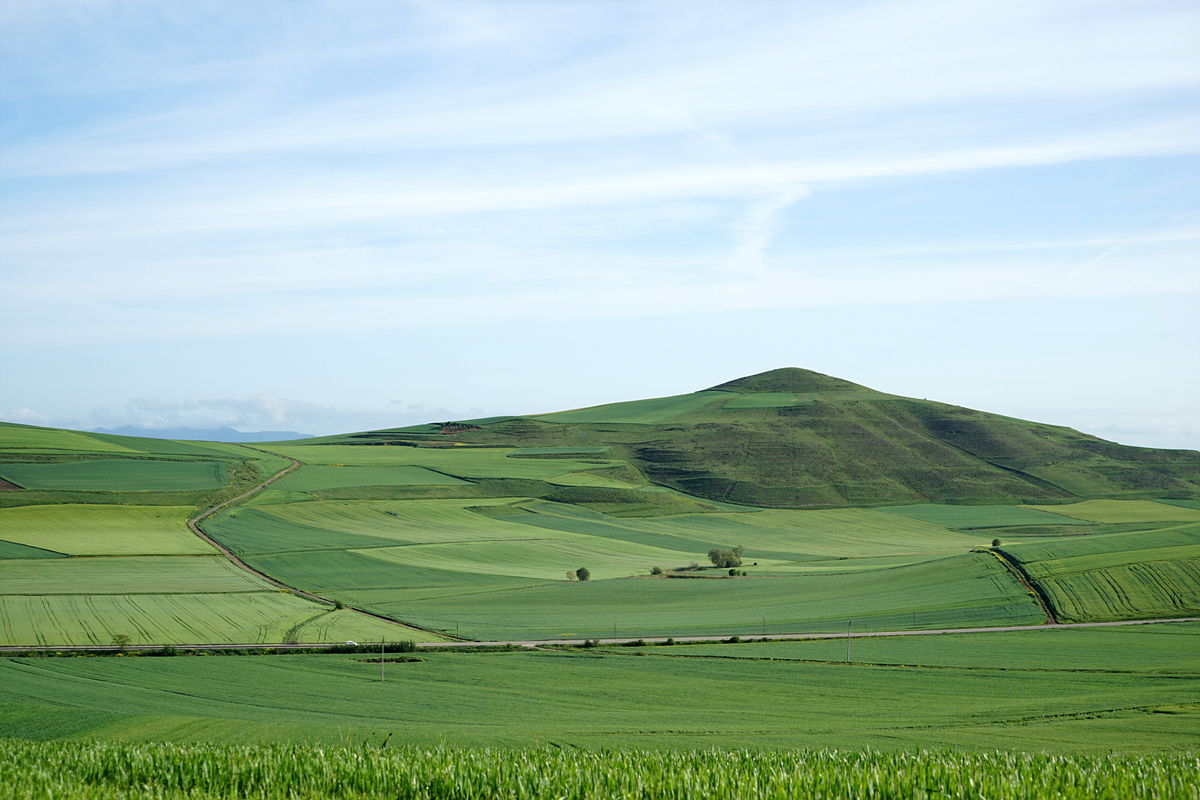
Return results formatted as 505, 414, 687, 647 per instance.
3, 739, 1196, 800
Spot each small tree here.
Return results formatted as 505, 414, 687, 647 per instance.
576, 567, 590, 581
650, 566, 664, 575
992, 538, 1002, 547
111, 633, 132, 651
567, 570, 577, 581
708, 545, 744, 568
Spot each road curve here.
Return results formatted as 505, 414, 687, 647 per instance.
184, 446, 441, 640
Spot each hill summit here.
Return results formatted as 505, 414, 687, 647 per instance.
708, 367, 865, 394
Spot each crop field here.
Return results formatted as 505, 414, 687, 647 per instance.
387, 553, 1043, 640
272, 465, 470, 491
1, 623, 1196, 754
1003, 524, 1200, 622
1024, 499, 1200, 524
0, 459, 228, 492
0, 556, 278, 595
675, 619, 1200, 669
198, 496, 1043, 636
0, 541, 65, 560
0, 505, 212, 556
0, 423, 141, 454
878, 503, 1089, 529
0, 592, 420, 646
4, 741, 1196, 800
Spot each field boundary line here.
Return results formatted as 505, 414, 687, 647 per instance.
988, 547, 1057, 624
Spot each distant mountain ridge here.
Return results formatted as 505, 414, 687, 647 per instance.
90, 426, 313, 443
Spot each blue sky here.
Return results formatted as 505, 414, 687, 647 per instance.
1, 0, 1198, 448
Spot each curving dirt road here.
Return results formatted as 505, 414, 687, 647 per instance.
184, 446, 441, 640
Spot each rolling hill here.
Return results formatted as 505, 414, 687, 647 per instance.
323, 367, 1200, 509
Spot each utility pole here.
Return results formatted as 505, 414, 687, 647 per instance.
381, 640, 385, 682
846, 620, 852, 663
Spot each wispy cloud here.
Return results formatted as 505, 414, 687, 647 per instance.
2, 0, 1198, 445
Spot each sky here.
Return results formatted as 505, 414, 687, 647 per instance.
1, 0, 1198, 449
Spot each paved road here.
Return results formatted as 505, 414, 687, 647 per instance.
3, 617, 1196, 654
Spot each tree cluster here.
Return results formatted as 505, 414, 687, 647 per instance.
708, 545, 744, 568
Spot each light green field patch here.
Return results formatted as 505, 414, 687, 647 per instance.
0, 460, 227, 492
528, 391, 733, 424
0, 505, 213, 556
272, 465, 469, 491
354, 535, 749, 581
546, 472, 638, 488
0, 556, 275, 595
879, 504, 1088, 529
0, 423, 138, 454
0, 592, 441, 646
685, 508, 982, 557
1022, 500, 1200, 524
266, 444, 622, 480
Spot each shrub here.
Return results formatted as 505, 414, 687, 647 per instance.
992, 538, 1002, 547
650, 566, 664, 575
576, 567, 590, 581
334, 599, 345, 610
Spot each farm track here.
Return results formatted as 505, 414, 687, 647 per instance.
2, 616, 1196, 654
183, 446, 441, 641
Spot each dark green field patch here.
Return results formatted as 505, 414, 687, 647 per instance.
879, 504, 1089, 529
509, 446, 611, 457
0, 540, 67, 559
203, 507, 390, 555
0, 460, 227, 492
